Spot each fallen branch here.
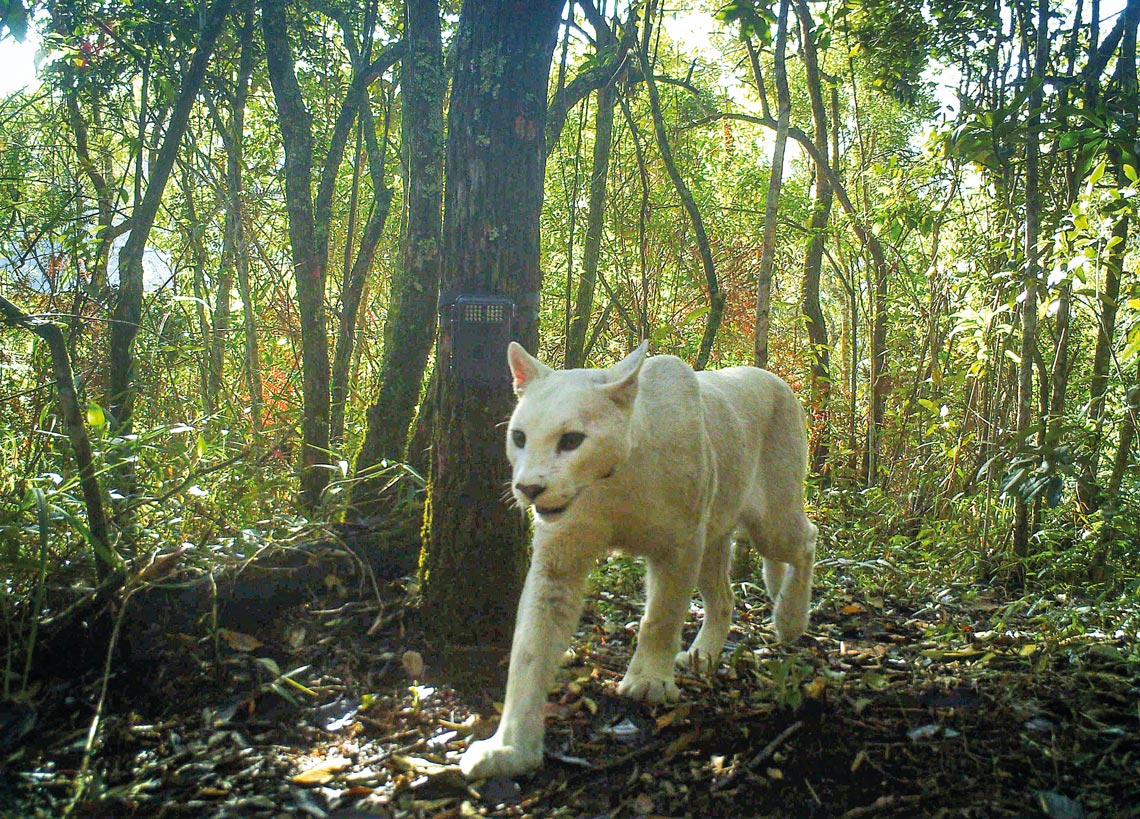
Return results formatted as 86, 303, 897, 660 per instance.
713, 719, 803, 791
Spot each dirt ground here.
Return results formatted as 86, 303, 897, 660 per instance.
3, 563, 1138, 819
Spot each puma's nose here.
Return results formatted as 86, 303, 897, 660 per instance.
516, 482, 546, 502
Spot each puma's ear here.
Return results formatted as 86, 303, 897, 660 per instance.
604, 340, 648, 408
507, 341, 552, 396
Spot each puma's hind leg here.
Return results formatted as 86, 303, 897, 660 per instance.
743, 509, 816, 643
675, 531, 734, 672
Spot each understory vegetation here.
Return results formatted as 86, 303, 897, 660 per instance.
0, 0, 1138, 814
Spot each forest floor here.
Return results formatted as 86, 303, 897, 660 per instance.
4, 547, 1139, 819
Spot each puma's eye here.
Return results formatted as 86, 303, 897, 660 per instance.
511, 429, 526, 448
557, 432, 585, 452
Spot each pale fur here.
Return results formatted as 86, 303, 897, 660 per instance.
459, 342, 817, 780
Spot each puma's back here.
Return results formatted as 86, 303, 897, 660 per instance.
696, 367, 809, 539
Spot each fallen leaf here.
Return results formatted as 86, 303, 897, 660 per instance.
862, 672, 889, 690
292, 756, 351, 786
545, 749, 592, 768
479, 776, 522, 806
803, 676, 827, 700
633, 793, 655, 814
219, 629, 262, 652
403, 650, 425, 679
655, 702, 691, 729
391, 755, 449, 776
439, 715, 479, 735
286, 626, 306, 651
841, 603, 867, 615
135, 547, 190, 583
664, 729, 701, 760
1036, 790, 1086, 819
907, 724, 960, 742
254, 656, 281, 676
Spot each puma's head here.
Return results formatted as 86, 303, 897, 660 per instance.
505, 341, 648, 521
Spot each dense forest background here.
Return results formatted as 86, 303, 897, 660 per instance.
1, 0, 1138, 659
2, 0, 1140, 815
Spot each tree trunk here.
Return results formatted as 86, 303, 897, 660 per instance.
755, 0, 790, 370
1077, 0, 1139, 513
843, 260, 859, 478
224, 3, 261, 437
866, 258, 889, 486
1, 296, 118, 582
107, 0, 232, 442
353, 0, 445, 513
261, 0, 332, 511
1012, 0, 1049, 568
635, 18, 724, 368
180, 165, 215, 415
1107, 359, 1139, 501
332, 122, 366, 447
565, 82, 616, 369
720, 108, 888, 481
62, 78, 129, 293
419, 0, 563, 645
565, 5, 620, 370
331, 101, 395, 449
795, 0, 833, 473
208, 190, 232, 413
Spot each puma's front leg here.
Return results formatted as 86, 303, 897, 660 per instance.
618, 550, 699, 703
460, 545, 592, 780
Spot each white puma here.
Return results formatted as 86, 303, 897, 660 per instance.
459, 342, 817, 780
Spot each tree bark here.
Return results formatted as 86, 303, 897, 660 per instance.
635, 17, 723, 368
107, 0, 232, 442
419, 0, 563, 645
565, 7, 619, 370
755, 0, 790, 370
261, 0, 332, 511
1077, 0, 1140, 513
221, 2, 261, 437
261, 3, 400, 509
180, 164, 215, 415
352, 0, 445, 513
795, 0, 833, 473
544, 0, 635, 156
1, 295, 118, 582
331, 110, 394, 449
1012, 0, 1049, 567
61, 75, 130, 293
706, 109, 888, 476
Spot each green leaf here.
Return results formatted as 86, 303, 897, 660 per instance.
716, 0, 775, 43
1120, 326, 1140, 363
86, 402, 106, 430
1088, 159, 1107, 187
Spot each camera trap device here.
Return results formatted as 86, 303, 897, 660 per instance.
439, 292, 538, 387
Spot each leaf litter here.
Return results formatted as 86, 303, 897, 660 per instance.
3, 568, 1139, 818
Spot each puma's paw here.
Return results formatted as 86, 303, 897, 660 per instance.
674, 647, 719, 673
617, 670, 680, 703
459, 736, 542, 780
